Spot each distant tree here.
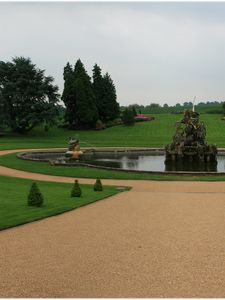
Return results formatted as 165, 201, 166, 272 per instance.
62, 62, 76, 128
163, 103, 169, 108
122, 108, 135, 125
92, 66, 120, 122
62, 59, 120, 128
128, 105, 137, 116
74, 59, 98, 128
175, 103, 181, 107
92, 64, 103, 117
0, 57, 59, 133
149, 103, 160, 108
222, 102, 225, 115
102, 72, 120, 121
131, 106, 137, 116
62, 59, 98, 129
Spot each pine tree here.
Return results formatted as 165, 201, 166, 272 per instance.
62, 63, 76, 128
74, 59, 98, 128
28, 182, 44, 207
92, 66, 120, 123
71, 179, 82, 197
93, 178, 103, 191
92, 64, 105, 121
101, 72, 120, 122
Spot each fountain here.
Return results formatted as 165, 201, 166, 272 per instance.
65, 137, 83, 160
18, 109, 224, 174
165, 109, 217, 166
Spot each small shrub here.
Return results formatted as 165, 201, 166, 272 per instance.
28, 182, 44, 207
71, 179, 82, 197
94, 178, 103, 191
95, 119, 106, 130
122, 109, 135, 126
106, 118, 122, 128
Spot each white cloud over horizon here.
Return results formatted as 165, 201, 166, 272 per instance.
1, 2, 225, 106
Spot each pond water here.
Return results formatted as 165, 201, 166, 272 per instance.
23, 151, 225, 173
83, 152, 222, 172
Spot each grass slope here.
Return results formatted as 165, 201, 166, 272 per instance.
0, 175, 121, 231
1, 114, 225, 150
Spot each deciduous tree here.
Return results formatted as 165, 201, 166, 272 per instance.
0, 57, 59, 133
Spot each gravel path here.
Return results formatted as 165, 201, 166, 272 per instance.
1, 149, 225, 297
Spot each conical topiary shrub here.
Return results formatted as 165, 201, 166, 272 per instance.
28, 182, 44, 207
71, 179, 82, 197
93, 178, 103, 191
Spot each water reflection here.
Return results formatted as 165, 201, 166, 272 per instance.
86, 153, 222, 172
165, 160, 217, 172
26, 151, 225, 172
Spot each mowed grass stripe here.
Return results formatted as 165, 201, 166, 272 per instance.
1, 114, 225, 150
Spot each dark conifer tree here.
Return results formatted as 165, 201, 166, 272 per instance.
93, 178, 103, 191
62, 59, 98, 129
101, 72, 120, 122
92, 67, 120, 122
92, 64, 105, 120
62, 63, 76, 128
28, 182, 44, 207
73, 59, 98, 128
71, 179, 82, 197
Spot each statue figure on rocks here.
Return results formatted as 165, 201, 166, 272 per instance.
65, 137, 83, 159
165, 109, 217, 164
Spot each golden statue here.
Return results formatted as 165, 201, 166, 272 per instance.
65, 137, 83, 159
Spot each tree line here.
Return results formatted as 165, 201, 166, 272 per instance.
1, 56, 224, 134
0, 57, 120, 133
124, 101, 224, 115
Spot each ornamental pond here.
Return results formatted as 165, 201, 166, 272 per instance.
18, 149, 225, 174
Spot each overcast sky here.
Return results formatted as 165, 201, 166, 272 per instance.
1, 1, 225, 106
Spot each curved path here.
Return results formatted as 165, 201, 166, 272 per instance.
1, 149, 225, 297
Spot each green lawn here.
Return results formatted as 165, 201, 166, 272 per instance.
0, 175, 122, 231
5, 113, 224, 232
1, 114, 225, 150
1, 114, 225, 182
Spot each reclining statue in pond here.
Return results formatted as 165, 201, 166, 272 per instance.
165, 109, 217, 164
65, 137, 83, 159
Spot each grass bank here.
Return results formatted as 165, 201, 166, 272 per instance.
1, 114, 225, 150
0, 175, 122, 231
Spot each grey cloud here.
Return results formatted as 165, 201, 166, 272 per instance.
0, 2, 225, 106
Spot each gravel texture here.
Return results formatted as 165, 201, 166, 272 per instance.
1, 149, 225, 297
